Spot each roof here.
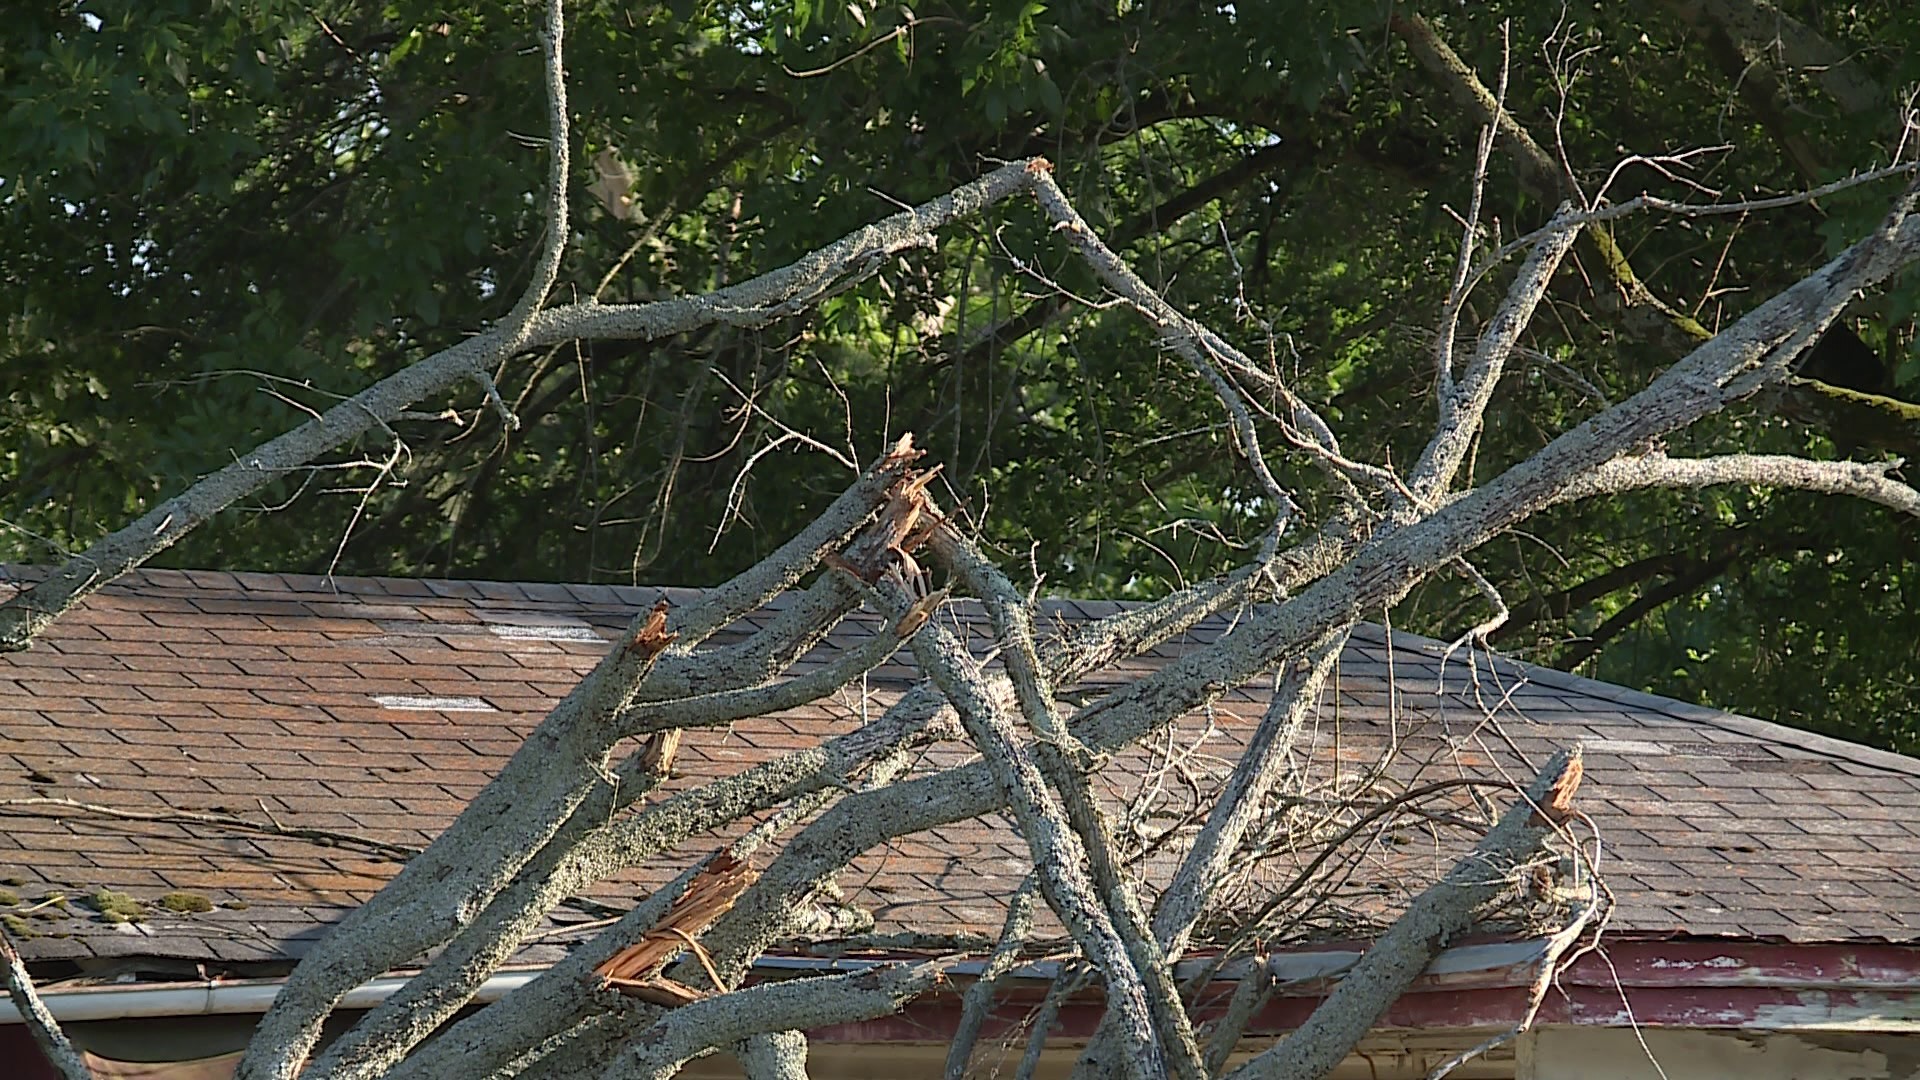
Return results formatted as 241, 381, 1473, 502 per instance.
2, 565, 1918, 977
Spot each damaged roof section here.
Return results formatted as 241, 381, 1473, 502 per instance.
1, 565, 1917, 976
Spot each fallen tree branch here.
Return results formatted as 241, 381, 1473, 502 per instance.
251, 446, 927, 1080
0, 796, 419, 862
944, 874, 1041, 1080
599, 959, 960, 1080
910, 604, 1168, 1080
2, 923, 91, 1080
934, 528, 1206, 1080
1221, 747, 1584, 1079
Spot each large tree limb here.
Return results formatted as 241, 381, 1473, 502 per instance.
0, 143, 1045, 655
1660, 0, 1885, 115
1219, 748, 1584, 1079
934, 529, 1207, 1080
244, 451, 919, 1080
305, 574, 888, 1072
597, 960, 957, 1080
394, 161, 1917, 1079
693, 179, 1920, 1038
375, 858, 711, 1080
909, 608, 1167, 1079
498, 0, 569, 352
690, 536, 1345, 988
303, 475, 947, 1077
2, 925, 91, 1080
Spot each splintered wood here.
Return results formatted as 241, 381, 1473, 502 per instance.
1529, 746, 1585, 827
620, 599, 677, 662
637, 727, 681, 776
594, 851, 757, 1006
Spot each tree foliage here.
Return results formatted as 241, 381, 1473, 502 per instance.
4, 0, 1918, 752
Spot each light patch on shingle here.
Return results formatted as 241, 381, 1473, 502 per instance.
487, 624, 602, 642
367, 620, 484, 638
371, 695, 497, 712
1588, 737, 1670, 756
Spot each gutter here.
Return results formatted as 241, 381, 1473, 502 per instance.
0, 970, 540, 1025
3, 951, 1166, 1026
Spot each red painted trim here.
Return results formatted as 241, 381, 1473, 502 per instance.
792, 938, 1920, 1043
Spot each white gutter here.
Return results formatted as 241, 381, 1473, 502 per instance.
0, 970, 540, 1024
0, 941, 1553, 1025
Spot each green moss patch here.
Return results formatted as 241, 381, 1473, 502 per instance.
158, 891, 213, 914
0, 889, 18, 906
86, 889, 145, 924
1, 913, 34, 939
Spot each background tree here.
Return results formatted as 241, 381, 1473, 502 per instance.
5, 1, 1919, 748
5, 2, 1920, 1078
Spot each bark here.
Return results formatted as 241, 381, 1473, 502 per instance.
734, 1032, 809, 1080
1070, 630, 1345, 1077
1552, 452, 1920, 517
1411, 214, 1582, 500
910, 612, 1168, 1080
937, 529, 1207, 1080
247, 454, 918, 1080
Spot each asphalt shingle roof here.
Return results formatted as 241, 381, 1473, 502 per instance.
2, 565, 1916, 974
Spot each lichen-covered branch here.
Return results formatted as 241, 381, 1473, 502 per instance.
944, 875, 1040, 1080
598, 960, 957, 1080
1412, 213, 1581, 500
935, 528, 1206, 1080
910, 612, 1168, 1080
1220, 748, 1584, 1079
2, 925, 91, 1080
245, 453, 918, 1080
1555, 452, 1920, 517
